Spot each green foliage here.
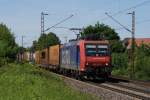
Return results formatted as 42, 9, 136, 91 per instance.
112, 44, 150, 81
110, 40, 125, 53
0, 41, 8, 57
112, 53, 129, 77
32, 40, 38, 51
135, 56, 150, 80
0, 24, 16, 47
0, 63, 98, 100
0, 23, 18, 66
81, 22, 120, 40
0, 41, 8, 66
112, 53, 128, 69
34, 32, 60, 50
80, 22, 125, 52
134, 44, 150, 80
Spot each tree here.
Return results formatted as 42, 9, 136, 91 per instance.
80, 22, 125, 52
0, 23, 18, 64
31, 40, 38, 51
0, 24, 16, 46
110, 40, 125, 53
35, 32, 60, 50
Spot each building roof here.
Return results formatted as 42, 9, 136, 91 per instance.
123, 38, 150, 49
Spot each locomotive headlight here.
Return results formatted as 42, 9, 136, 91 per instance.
106, 63, 109, 66
86, 62, 89, 65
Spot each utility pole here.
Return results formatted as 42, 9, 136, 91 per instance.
22, 35, 24, 48
41, 12, 44, 35
41, 12, 48, 35
40, 12, 48, 64
105, 12, 135, 79
21, 35, 24, 62
128, 11, 135, 79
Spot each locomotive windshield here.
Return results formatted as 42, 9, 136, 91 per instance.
85, 44, 109, 56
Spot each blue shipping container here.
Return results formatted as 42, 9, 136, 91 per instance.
60, 41, 80, 70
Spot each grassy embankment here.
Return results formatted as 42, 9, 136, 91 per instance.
0, 63, 98, 100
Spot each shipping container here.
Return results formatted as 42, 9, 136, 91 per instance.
17, 52, 30, 62
23, 52, 30, 61
49, 45, 60, 66
40, 48, 49, 67
60, 41, 80, 70
29, 52, 35, 63
35, 51, 40, 64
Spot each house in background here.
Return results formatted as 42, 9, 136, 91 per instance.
123, 38, 150, 49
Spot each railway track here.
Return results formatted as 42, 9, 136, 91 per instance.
52, 72, 150, 100
39, 66, 150, 100
106, 82, 150, 95
110, 75, 150, 88
89, 81, 150, 100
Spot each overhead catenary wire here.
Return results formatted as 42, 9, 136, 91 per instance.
105, 12, 132, 33
51, 26, 78, 34
43, 1, 150, 33
115, 18, 150, 31
101, 0, 150, 21
136, 19, 150, 24
44, 14, 73, 32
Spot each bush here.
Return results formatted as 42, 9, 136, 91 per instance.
111, 53, 129, 77
112, 44, 150, 81
0, 58, 7, 67
134, 47, 150, 80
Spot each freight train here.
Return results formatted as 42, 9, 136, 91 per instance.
34, 39, 112, 79
17, 51, 35, 63
18, 39, 112, 79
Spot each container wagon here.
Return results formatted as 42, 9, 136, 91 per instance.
40, 48, 49, 67
48, 45, 60, 71
35, 51, 41, 64
23, 52, 30, 61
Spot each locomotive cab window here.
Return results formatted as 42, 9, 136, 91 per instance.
85, 45, 96, 56
97, 45, 109, 56
85, 44, 109, 56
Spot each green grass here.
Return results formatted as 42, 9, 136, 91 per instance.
0, 63, 98, 100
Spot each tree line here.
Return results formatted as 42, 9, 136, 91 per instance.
0, 23, 18, 66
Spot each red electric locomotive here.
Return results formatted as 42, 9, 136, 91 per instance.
79, 40, 111, 78
60, 39, 112, 79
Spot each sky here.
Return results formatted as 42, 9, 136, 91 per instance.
0, 0, 150, 47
